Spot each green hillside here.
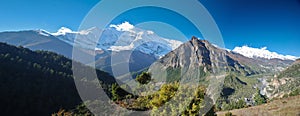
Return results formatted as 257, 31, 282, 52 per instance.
278, 61, 300, 79
0, 42, 118, 115
273, 61, 300, 98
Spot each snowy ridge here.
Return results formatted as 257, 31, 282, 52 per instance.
105, 26, 183, 57
50, 22, 183, 58
45, 24, 298, 61
232, 46, 298, 60
36, 29, 51, 37
51, 27, 97, 36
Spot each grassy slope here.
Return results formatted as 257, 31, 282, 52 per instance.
226, 74, 259, 99
217, 95, 300, 116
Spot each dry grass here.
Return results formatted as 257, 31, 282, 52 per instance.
217, 95, 300, 116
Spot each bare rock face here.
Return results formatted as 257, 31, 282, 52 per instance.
148, 36, 258, 103
160, 36, 211, 70
148, 36, 294, 85
148, 36, 296, 102
294, 58, 300, 64
154, 36, 256, 77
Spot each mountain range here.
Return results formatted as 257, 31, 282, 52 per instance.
0, 26, 299, 115
0, 25, 297, 77
147, 36, 297, 102
0, 24, 298, 94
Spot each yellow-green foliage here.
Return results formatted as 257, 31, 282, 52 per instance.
148, 83, 208, 115
225, 111, 232, 116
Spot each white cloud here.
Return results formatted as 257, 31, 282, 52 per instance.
109, 21, 134, 32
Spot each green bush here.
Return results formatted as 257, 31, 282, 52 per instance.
225, 112, 233, 116
289, 88, 300, 96
136, 72, 152, 84
254, 90, 267, 105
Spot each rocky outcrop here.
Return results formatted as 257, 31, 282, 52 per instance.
152, 36, 257, 76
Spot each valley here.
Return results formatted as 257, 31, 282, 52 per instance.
1, 1, 299, 115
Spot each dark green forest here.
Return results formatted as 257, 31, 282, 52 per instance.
0, 42, 119, 115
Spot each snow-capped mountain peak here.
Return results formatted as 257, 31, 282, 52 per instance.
51, 27, 75, 36
232, 46, 298, 60
52, 26, 102, 36
104, 26, 183, 57
51, 22, 183, 58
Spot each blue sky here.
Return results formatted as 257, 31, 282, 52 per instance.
1, 0, 300, 56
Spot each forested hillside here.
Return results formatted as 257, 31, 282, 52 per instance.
0, 42, 117, 115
